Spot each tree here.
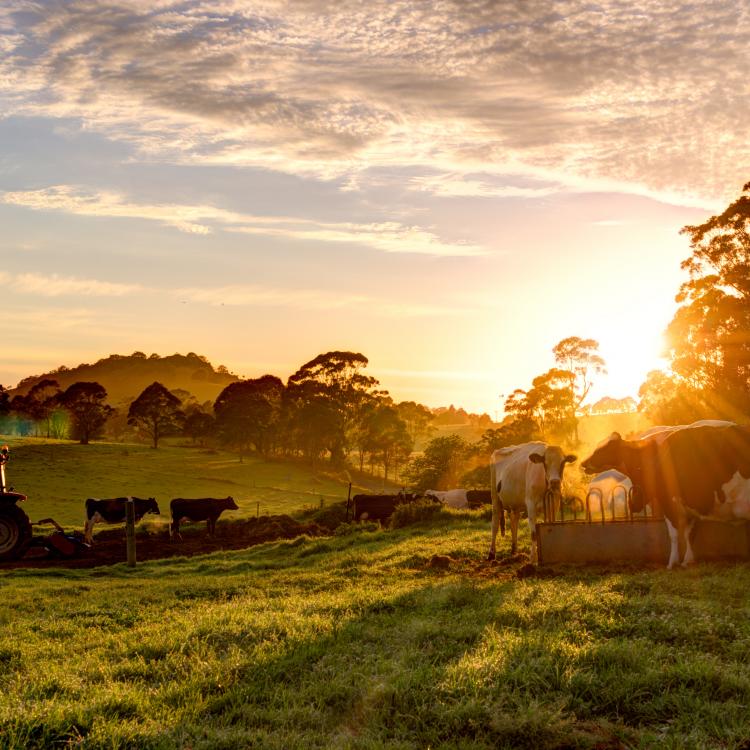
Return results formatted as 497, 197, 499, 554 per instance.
287, 351, 382, 466
395, 401, 435, 443
128, 382, 185, 449
662, 181, 750, 418
356, 403, 413, 480
505, 369, 576, 441
404, 435, 472, 492
59, 382, 114, 444
26, 379, 62, 438
214, 376, 285, 460
553, 336, 606, 441
183, 409, 216, 446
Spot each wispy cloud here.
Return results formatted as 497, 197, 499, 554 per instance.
173, 284, 470, 317
2, 1, 748, 205
1, 185, 483, 255
1, 271, 469, 318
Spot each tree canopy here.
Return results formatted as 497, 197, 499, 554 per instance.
128, 381, 185, 449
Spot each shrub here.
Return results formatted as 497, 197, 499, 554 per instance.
390, 499, 443, 528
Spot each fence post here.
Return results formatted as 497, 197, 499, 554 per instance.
125, 497, 136, 567
345, 482, 352, 522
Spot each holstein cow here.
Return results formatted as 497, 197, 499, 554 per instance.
84, 496, 160, 543
170, 496, 239, 540
585, 469, 633, 518
581, 423, 750, 568
488, 442, 576, 563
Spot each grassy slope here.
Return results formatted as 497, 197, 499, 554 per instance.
3, 439, 397, 528
2, 516, 750, 749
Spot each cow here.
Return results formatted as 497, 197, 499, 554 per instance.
84, 496, 160, 543
581, 423, 750, 568
352, 492, 426, 522
488, 442, 576, 563
585, 469, 632, 518
170, 496, 239, 539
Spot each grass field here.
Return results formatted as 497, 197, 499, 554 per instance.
2, 511, 750, 749
2, 438, 399, 529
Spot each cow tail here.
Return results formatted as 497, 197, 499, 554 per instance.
499, 499, 505, 537
490, 461, 505, 537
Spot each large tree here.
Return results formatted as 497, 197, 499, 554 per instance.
404, 434, 472, 492
128, 381, 185, 449
214, 375, 285, 460
287, 351, 382, 466
59, 382, 113, 444
662, 181, 750, 418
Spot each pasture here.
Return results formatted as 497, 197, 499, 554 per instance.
2, 438, 394, 529
2, 513, 750, 749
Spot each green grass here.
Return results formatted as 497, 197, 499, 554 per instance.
2, 438, 396, 528
3, 513, 750, 749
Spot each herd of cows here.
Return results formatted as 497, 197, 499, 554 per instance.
79, 419, 750, 571
83, 495, 239, 543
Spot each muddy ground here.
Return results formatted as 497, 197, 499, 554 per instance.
3, 515, 329, 570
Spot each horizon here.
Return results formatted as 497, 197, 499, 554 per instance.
2, 2, 744, 415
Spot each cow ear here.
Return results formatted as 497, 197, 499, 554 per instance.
611, 432, 622, 440
564, 454, 577, 464
528, 453, 545, 463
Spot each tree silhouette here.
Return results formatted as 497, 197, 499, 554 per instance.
662, 181, 750, 418
214, 376, 284, 460
128, 381, 185, 449
59, 382, 113, 444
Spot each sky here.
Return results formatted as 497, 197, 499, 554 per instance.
1, 1, 748, 416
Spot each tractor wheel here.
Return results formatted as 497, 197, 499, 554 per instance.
0, 504, 32, 561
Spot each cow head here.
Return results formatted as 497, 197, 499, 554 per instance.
528, 446, 577, 492
145, 497, 160, 515
581, 433, 624, 475
226, 496, 239, 510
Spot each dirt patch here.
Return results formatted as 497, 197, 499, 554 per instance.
1, 515, 329, 570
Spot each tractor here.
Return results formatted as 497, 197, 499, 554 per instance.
0, 445, 32, 561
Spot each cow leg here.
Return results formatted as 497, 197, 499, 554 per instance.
83, 518, 91, 545
526, 496, 538, 563
682, 518, 697, 566
208, 518, 215, 536
487, 497, 504, 559
665, 516, 681, 570
510, 509, 520, 555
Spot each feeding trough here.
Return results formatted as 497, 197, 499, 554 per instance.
537, 485, 750, 565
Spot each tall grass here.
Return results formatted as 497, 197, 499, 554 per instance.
2, 515, 750, 748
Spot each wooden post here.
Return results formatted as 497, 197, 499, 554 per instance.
125, 497, 136, 567
319, 497, 325, 509
345, 482, 352, 522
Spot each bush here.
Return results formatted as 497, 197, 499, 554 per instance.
389, 499, 443, 528
333, 521, 380, 536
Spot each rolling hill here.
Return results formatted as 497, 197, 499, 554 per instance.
10, 351, 238, 404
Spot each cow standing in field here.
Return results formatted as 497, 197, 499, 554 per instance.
352, 493, 426, 522
170, 496, 239, 539
84, 497, 160, 543
585, 469, 633, 518
581, 423, 750, 568
465, 489, 493, 509
488, 442, 576, 563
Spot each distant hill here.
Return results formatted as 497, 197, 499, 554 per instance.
10, 352, 238, 405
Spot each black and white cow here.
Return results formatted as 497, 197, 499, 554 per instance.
170, 496, 239, 539
84, 496, 160, 543
582, 422, 750, 568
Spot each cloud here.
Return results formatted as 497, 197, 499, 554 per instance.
2, 0, 748, 205
1, 185, 483, 255
0, 271, 467, 317
173, 284, 470, 317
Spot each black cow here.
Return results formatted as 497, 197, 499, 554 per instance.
84, 496, 160, 543
581, 423, 750, 568
170, 496, 239, 539
352, 493, 427, 522
466, 489, 492, 508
